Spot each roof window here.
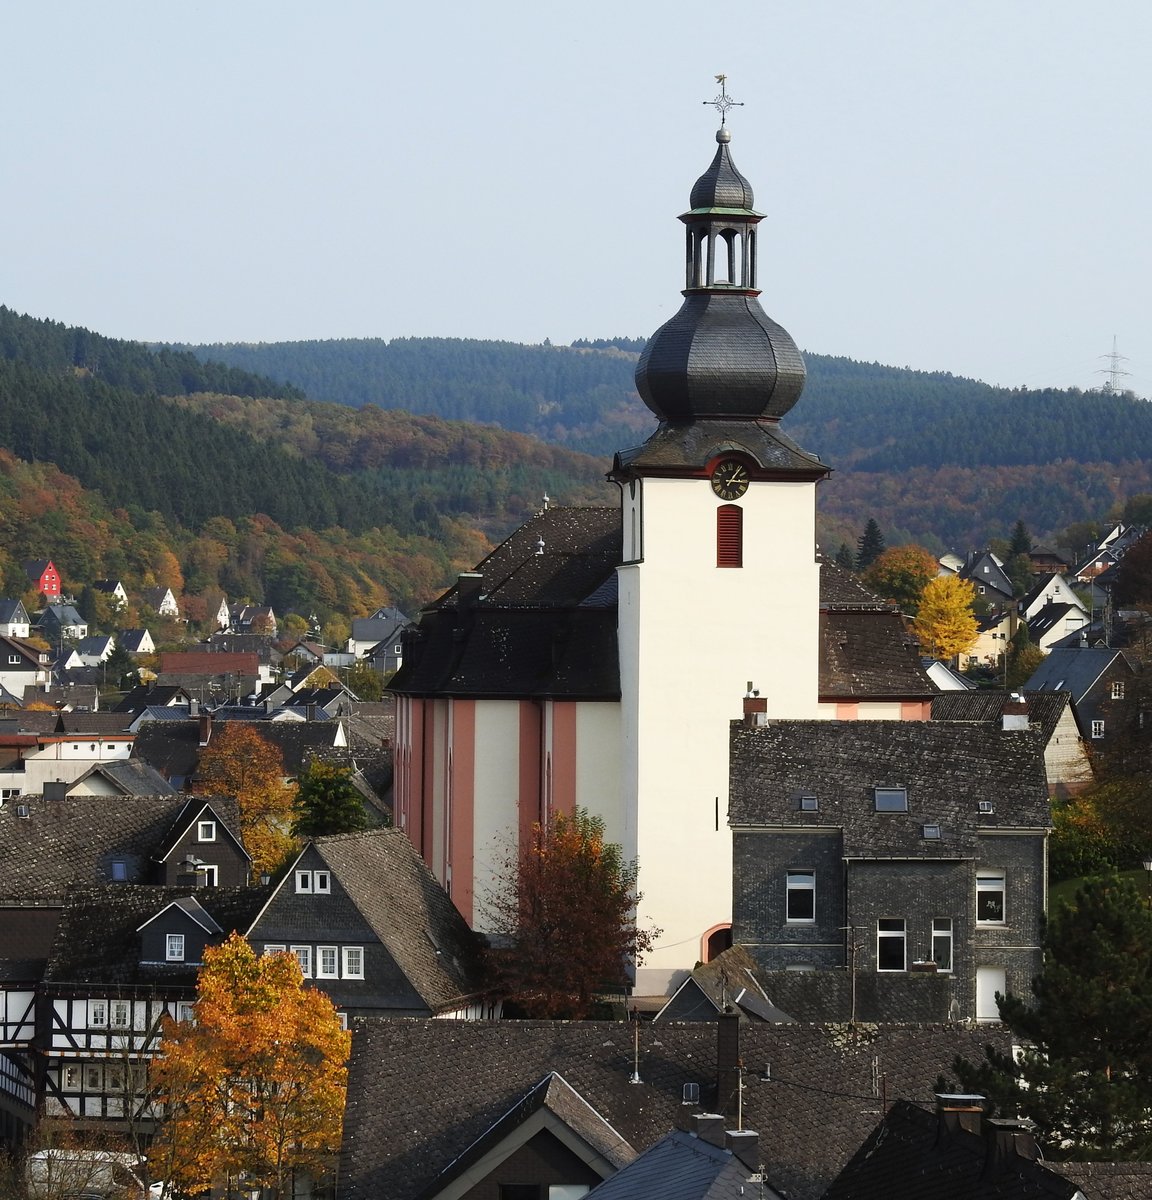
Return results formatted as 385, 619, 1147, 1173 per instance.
874, 787, 908, 812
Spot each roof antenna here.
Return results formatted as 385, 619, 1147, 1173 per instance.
629, 1008, 642, 1084
535, 536, 546, 556
542, 492, 550, 511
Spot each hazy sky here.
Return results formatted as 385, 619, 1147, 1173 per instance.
6, 2, 1151, 394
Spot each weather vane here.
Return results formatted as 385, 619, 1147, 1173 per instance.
703, 74, 743, 125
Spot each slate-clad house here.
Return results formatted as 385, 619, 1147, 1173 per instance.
246, 829, 486, 1019
337, 1017, 1016, 1200
1024, 646, 1136, 749
728, 717, 1051, 1023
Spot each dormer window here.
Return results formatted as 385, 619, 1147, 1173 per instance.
295, 869, 331, 894
874, 787, 908, 812
798, 795, 818, 812
296, 870, 312, 893
922, 824, 942, 839
111, 860, 127, 882
166, 934, 185, 962
197, 820, 216, 842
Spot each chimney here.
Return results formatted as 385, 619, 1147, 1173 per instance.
456, 572, 483, 609
189, 698, 199, 717
175, 854, 205, 888
983, 1117, 1039, 1177
725, 1129, 760, 1170
1001, 694, 1029, 731
716, 1011, 741, 1118
692, 1113, 726, 1148
934, 1094, 985, 1145
199, 711, 213, 747
743, 681, 767, 728
43, 781, 68, 801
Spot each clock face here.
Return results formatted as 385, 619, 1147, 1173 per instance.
710, 459, 749, 501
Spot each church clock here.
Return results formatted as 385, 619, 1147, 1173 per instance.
710, 459, 749, 501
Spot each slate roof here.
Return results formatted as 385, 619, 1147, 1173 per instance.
0, 599, 29, 624
613, 419, 826, 477
818, 561, 895, 610
248, 829, 483, 1012
1047, 1162, 1152, 1200
1027, 603, 1087, 642
130, 721, 202, 781
339, 1020, 1015, 1200
820, 610, 933, 699
585, 1128, 771, 1200
728, 721, 1051, 858
70, 758, 178, 796
117, 629, 153, 654
44, 884, 269, 986
1024, 648, 1133, 703
113, 684, 192, 714
655, 945, 794, 1023
931, 690, 1074, 747
822, 1099, 1081, 1199
0, 794, 243, 901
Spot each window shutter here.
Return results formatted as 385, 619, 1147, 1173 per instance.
716, 504, 743, 568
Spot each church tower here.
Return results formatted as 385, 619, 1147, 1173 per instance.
612, 87, 830, 993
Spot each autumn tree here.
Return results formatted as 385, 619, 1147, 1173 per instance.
952, 877, 1152, 1159
197, 723, 296, 877
855, 518, 886, 571
346, 660, 384, 700
862, 544, 939, 613
484, 808, 658, 1019
291, 761, 369, 837
911, 575, 979, 660
150, 934, 350, 1199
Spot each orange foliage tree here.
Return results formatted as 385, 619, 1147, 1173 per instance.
150, 934, 350, 1199
863, 543, 940, 614
196, 723, 297, 877
484, 808, 659, 1018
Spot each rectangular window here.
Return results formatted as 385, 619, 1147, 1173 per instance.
716, 504, 743, 568
84, 1064, 103, 1091
317, 946, 339, 978
342, 946, 364, 979
798, 795, 818, 812
166, 934, 185, 962
7, 654, 18, 664
110, 860, 127, 881
63, 1064, 81, 1090
295, 870, 312, 893
922, 824, 941, 840
315, 871, 331, 894
1091, 719, 1105, 738
111, 1001, 131, 1029
89, 1000, 107, 1028
263, 943, 286, 955
874, 787, 908, 812
932, 918, 953, 972
785, 871, 816, 923
337, 1011, 349, 1031
292, 945, 312, 977
197, 820, 216, 842
177, 1002, 196, 1024
1112, 681, 1125, 700
977, 872, 1006, 924
200, 864, 219, 887
877, 918, 906, 971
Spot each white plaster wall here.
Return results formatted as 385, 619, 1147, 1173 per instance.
575, 702, 623, 843
619, 475, 822, 992
471, 701, 524, 928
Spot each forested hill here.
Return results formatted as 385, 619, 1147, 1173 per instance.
177, 335, 1152, 470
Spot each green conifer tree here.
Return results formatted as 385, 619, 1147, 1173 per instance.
291, 762, 370, 838
855, 518, 886, 571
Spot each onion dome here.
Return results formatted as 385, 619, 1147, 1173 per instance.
635, 127, 806, 423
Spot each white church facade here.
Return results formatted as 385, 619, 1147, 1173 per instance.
390, 114, 934, 994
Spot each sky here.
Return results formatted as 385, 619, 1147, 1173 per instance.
5, 2, 1151, 395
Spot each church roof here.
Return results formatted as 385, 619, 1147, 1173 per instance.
689, 128, 756, 211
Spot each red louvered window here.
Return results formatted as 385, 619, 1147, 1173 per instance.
716, 504, 743, 568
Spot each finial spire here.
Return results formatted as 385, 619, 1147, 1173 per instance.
703, 74, 744, 126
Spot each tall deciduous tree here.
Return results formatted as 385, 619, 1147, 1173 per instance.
862, 544, 939, 613
150, 934, 350, 1198
291, 761, 369, 837
1005, 623, 1044, 689
197, 723, 296, 877
855, 518, 886, 571
952, 877, 1152, 1159
911, 575, 979, 660
484, 808, 658, 1019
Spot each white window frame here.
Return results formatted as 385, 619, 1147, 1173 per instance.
166, 933, 185, 962
177, 1001, 196, 1024
291, 945, 312, 977
342, 945, 364, 979
315, 870, 331, 894
295, 870, 313, 893
1091, 719, 1105, 738
932, 918, 953, 972
977, 871, 1007, 924
89, 999, 107, 1028
200, 864, 219, 887
263, 943, 286, 955
785, 871, 816, 924
63, 1064, 82, 1090
197, 820, 216, 842
876, 918, 906, 972
111, 1000, 131, 1029
316, 945, 339, 979
84, 1064, 104, 1091
1111, 680, 1125, 700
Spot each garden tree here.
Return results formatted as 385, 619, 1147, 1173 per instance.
862, 543, 938, 613
1004, 622, 1045, 689
833, 542, 855, 571
196, 723, 296, 877
150, 934, 350, 1199
911, 575, 978, 660
485, 807, 659, 1018
291, 761, 369, 837
345, 660, 384, 700
952, 877, 1152, 1159
855, 518, 885, 571
281, 612, 309, 640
